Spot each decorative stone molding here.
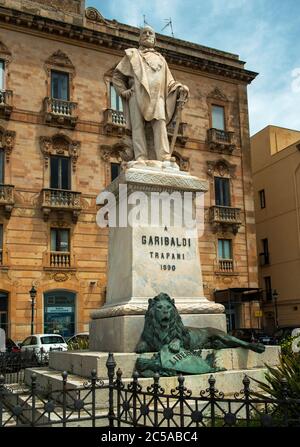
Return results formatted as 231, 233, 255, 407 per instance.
206, 159, 237, 179
100, 138, 134, 163
0, 128, 16, 163
106, 167, 208, 196
0, 184, 14, 218
45, 50, 75, 75
208, 87, 229, 103
0, 8, 257, 84
0, 40, 12, 65
91, 301, 225, 319
85, 7, 107, 23
172, 151, 190, 172
40, 133, 81, 172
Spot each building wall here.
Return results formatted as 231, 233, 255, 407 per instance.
0, 1, 258, 340
251, 126, 300, 329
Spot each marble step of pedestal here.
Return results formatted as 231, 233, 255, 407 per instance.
48, 346, 280, 379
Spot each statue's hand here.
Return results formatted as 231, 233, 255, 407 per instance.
121, 88, 134, 100
178, 85, 189, 102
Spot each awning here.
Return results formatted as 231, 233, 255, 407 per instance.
214, 288, 263, 304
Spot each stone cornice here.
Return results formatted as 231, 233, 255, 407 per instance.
0, 6, 258, 84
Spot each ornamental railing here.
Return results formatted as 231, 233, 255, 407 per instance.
0, 184, 14, 204
0, 90, 13, 108
207, 128, 235, 152
44, 98, 78, 127
0, 353, 299, 427
42, 188, 81, 209
218, 259, 234, 273
48, 251, 71, 269
210, 206, 241, 224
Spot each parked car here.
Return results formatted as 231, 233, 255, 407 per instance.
20, 334, 68, 363
251, 329, 277, 345
6, 338, 21, 353
229, 328, 277, 345
67, 332, 89, 350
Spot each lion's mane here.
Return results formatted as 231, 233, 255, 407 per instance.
139, 293, 190, 352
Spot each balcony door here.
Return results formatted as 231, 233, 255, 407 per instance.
51, 71, 69, 101
215, 177, 230, 206
44, 291, 75, 338
50, 156, 70, 190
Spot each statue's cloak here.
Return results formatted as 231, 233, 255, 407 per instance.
113, 48, 181, 130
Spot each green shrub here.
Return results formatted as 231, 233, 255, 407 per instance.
68, 338, 89, 351
252, 350, 300, 421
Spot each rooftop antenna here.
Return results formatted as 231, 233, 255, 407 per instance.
162, 18, 174, 38
143, 15, 150, 26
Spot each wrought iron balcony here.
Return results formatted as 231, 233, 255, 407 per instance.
0, 90, 13, 118
41, 188, 81, 223
167, 121, 188, 146
207, 128, 235, 153
44, 97, 78, 127
103, 109, 126, 135
210, 205, 242, 234
0, 184, 15, 218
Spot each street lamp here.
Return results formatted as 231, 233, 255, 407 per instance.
29, 285, 37, 336
272, 289, 279, 329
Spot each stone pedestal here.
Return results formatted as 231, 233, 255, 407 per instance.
90, 162, 225, 352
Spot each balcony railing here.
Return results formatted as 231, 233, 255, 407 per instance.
207, 128, 235, 153
103, 109, 126, 135
0, 184, 15, 218
41, 188, 81, 223
217, 259, 234, 274
50, 251, 71, 268
44, 97, 78, 127
210, 205, 242, 234
0, 90, 13, 118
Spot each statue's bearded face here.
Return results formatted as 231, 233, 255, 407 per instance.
139, 27, 156, 48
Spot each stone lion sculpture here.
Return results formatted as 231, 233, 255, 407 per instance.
136, 293, 265, 354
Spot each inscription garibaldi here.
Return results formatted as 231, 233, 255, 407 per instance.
135, 293, 265, 377
112, 26, 189, 162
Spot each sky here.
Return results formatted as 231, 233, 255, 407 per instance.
86, 0, 300, 136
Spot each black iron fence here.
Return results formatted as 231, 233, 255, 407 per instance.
0, 350, 50, 385
0, 353, 299, 427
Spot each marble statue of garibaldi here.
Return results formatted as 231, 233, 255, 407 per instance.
112, 26, 189, 163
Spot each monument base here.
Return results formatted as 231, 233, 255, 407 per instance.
90, 313, 226, 352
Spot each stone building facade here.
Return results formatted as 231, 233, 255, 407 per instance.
251, 125, 300, 332
0, 0, 259, 341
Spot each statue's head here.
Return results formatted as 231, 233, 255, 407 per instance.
139, 26, 156, 48
147, 293, 176, 329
